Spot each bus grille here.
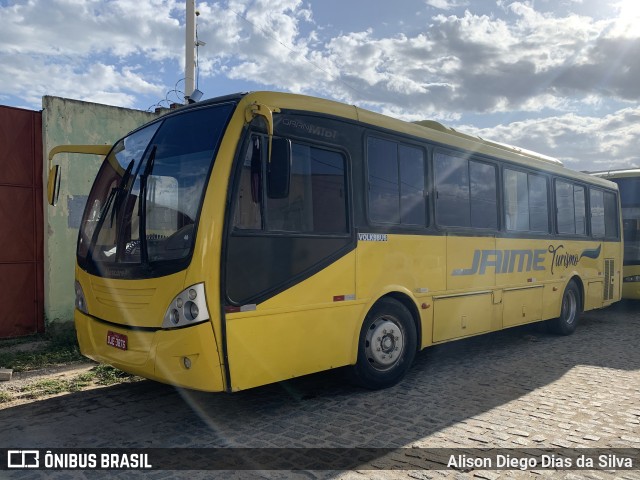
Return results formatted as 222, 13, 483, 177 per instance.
604, 258, 614, 301
91, 280, 156, 310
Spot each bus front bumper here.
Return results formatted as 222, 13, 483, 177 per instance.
75, 310, 226, 392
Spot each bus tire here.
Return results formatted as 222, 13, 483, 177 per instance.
350, 298, 417, 389
547, 281, 580, 335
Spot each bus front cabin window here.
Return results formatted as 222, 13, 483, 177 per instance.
233, 135, 348, 234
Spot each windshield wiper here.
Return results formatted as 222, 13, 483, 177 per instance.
110, 159, 136, 228
138, 145, 157, 265
87, 159, 135, 262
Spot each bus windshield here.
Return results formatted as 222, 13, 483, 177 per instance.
77, 102, 235, 277
612, 176, 640, 265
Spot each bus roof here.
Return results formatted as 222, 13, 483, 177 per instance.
164, 90, 618, 190
591, 168, 640, 179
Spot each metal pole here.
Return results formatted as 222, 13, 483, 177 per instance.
185, 0, 196, 103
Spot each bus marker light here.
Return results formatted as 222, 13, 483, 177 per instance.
224, 304, 257, 313
421, 303, 430, 309
183, 357, 192, 369
333, 294, 355, 302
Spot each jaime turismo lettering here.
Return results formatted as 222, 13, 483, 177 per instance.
453, 244, 602, 276
452, 249, 546, 276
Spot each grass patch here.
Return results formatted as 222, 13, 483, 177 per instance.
21, 379, 69, 398
92, 364, 136, 386
0, 365, 141, 404
0, 342, 84, 372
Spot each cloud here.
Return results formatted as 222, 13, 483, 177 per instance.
3, 0, 639, 116
1, 0, 639, 169
424, 0, 469, 10
0, 53, 164, 108
458, 107, 640, 171
0, 0, 178, 107
0, 0, 182, 59
189, 0, 640, 124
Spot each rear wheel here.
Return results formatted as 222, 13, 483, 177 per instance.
351, 298, 417, 389
547, 281, 580, 335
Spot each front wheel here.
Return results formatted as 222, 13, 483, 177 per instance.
350, 298, 417, 389
547, 281, 580, 335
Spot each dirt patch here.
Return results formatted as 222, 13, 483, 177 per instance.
0, 361, 101, 409
0, 339, 52, 354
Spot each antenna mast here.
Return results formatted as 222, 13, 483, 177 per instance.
185, 0, 196, 104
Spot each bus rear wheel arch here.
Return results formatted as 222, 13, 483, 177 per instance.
350, 297, 418, 389
547, 280, 581, 335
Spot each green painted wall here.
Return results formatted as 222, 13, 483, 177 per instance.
42, 96, 160, 323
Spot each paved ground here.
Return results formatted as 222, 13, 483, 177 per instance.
1, 301, 639, 479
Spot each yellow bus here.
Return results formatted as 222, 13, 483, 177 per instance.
592, 169, 640, 299
49, 91, 622, 392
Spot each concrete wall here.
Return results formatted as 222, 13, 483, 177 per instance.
42, 96, 159, 323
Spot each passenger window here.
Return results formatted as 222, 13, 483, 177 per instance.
591, 189, 619, 239
603, 191, 619, 238
470, 161, 498, 229
556, 180, 586, 235
590, 189, 605, 237
504, 169, 549, 232
435, 152, 498, 229
435, 152, 470, 227
367, 137, 425, 226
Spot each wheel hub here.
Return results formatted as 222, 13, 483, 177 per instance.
365, 318, 404, 370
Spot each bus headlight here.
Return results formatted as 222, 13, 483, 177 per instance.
623, 275, 640, 283
75, 281, 88, 314
162, 283, 210, 329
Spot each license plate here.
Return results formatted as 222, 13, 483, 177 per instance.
106, 331, 128, 351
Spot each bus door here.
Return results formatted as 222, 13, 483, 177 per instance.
223, 133, 357, 391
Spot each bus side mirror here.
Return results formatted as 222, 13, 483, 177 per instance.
267, 138, 291, 199
47, 165, 61, 206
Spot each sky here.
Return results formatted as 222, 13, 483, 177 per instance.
1, 0, 639, 172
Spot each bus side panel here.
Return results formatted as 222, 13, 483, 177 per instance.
502, 287, 543, 327
585, 279, 605, 310
446, 235, 496, 291
494, 238, 546, 325
355, 234, 446, 349
603, 241, 623, 304
225, 251, 358, 391
432, 293, 493, 342
432, 235, 497, 341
